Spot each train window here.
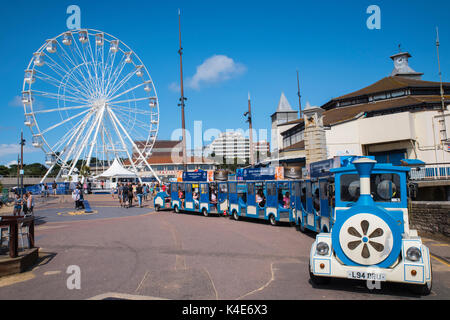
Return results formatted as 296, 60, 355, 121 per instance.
229, 183, 237, 194
267, 182, 276, 196
371, 174, 401, 202
300, 182, 307, 208
320, 181, 328, 200
248, 183, 255, 195
219, 183, 228, 193
312, 182, 320, 211
201, 184, 208, 194
237, 184, 247, 203
186, 184, 192, 194
340, 174, 360, 202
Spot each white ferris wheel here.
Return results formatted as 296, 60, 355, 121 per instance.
22, 29, 160, 183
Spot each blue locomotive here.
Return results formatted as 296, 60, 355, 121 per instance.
309, 157, 432, 295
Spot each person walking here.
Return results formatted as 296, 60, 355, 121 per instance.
143, 184, 148, 201
118, 183, 123, 207
127, 183, 133, 208
136, 183, 144, 208
52, 181, 58, 197
122, 183, 129, 209
13, 193, 23, 216
78, 186, 85, 209
72, 188, 79, 209
23, 192, 34, 215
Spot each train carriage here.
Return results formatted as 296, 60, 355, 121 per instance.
170, 181, 228, 217
309, 157, 432, 295
153, 184, 172, 211
228, 180, 296, 226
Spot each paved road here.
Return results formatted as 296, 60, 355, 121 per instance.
0, 204, 449, 300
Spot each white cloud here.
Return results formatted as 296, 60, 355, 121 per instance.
187, 55, 246, 90
0, 144, 40, 158
168, 82, 180, 93
8, 96, 23, 107
6, 160, 18, 167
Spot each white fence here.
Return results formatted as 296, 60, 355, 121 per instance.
409, 164, 450, 180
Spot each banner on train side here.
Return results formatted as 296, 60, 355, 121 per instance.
236, 167, 276, 181
182, 170, 208, 182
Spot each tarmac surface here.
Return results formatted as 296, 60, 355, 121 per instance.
0, 194, 449, 300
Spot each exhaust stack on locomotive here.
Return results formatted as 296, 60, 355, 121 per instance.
352, 157, 377, 205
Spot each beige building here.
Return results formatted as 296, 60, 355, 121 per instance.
274, 51, 450, 199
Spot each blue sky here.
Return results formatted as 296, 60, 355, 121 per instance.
0, 0, 449, 166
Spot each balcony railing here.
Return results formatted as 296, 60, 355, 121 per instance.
409, 163, 450, 180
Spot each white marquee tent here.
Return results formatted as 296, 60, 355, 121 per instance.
94, 159, 138, 179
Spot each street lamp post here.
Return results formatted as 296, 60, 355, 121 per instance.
20, 131, 26, 196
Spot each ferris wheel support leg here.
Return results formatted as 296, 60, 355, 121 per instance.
68, 110, 102, 177
107, 108, 162, 184
40, 162, 57, 184
106, 107, 144, 183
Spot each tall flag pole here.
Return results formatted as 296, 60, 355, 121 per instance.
435, 26, 448, 158
178, 9, 188, 170
247, 92, 255, 166
297, 70, 302, 119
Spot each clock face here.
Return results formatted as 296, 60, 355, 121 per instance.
395, 57, 405, 68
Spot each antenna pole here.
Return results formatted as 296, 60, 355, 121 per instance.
436, 27, 446, 113
436, 26, 448, 157
178, 9, 188, 171
247, 92, 255, 166
297, 70, 302, 119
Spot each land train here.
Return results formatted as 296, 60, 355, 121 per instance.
153, 157, 432, 295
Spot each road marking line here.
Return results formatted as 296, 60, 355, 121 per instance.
431, 254, 450, 267
203, 267, 219, 300
87, 292, 168, 300
236, 262, 276, 300
135, 271, 150, 293
43, 271, 62, 276
0, 272, 35, 288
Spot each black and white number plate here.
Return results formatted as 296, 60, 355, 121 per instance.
347, 271, 386, 281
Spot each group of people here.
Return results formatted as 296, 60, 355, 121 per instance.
115, 182, 168, 208
13, 191, 34, 216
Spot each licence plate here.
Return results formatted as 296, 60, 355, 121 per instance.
347, 271, 386, 281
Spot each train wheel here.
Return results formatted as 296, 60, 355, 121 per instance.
233, 211, 239, 221
309, 263, 331, 285
174, 205, 179, 214
298, 218, 306, 233
408, 282, 432, 296
269, 214, 278, 226
155, 204, 160, 212
202, 208, 209, 217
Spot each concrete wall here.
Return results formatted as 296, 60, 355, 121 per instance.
409, 201, 450, 238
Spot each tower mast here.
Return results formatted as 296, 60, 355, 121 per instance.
178, 9, 188, 170
297, 70, 302, 119
436, 27, 448, 149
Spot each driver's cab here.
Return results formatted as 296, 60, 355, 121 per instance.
332, 163, 410, 233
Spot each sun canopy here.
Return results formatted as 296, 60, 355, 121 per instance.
94, 159, 138, 179
400, 159, 426, 166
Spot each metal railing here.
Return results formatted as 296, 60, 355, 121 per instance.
409, 163, 450, 180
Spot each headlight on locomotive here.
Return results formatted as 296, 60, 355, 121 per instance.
406, 247, 422, 262
316, 242, 330, 256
